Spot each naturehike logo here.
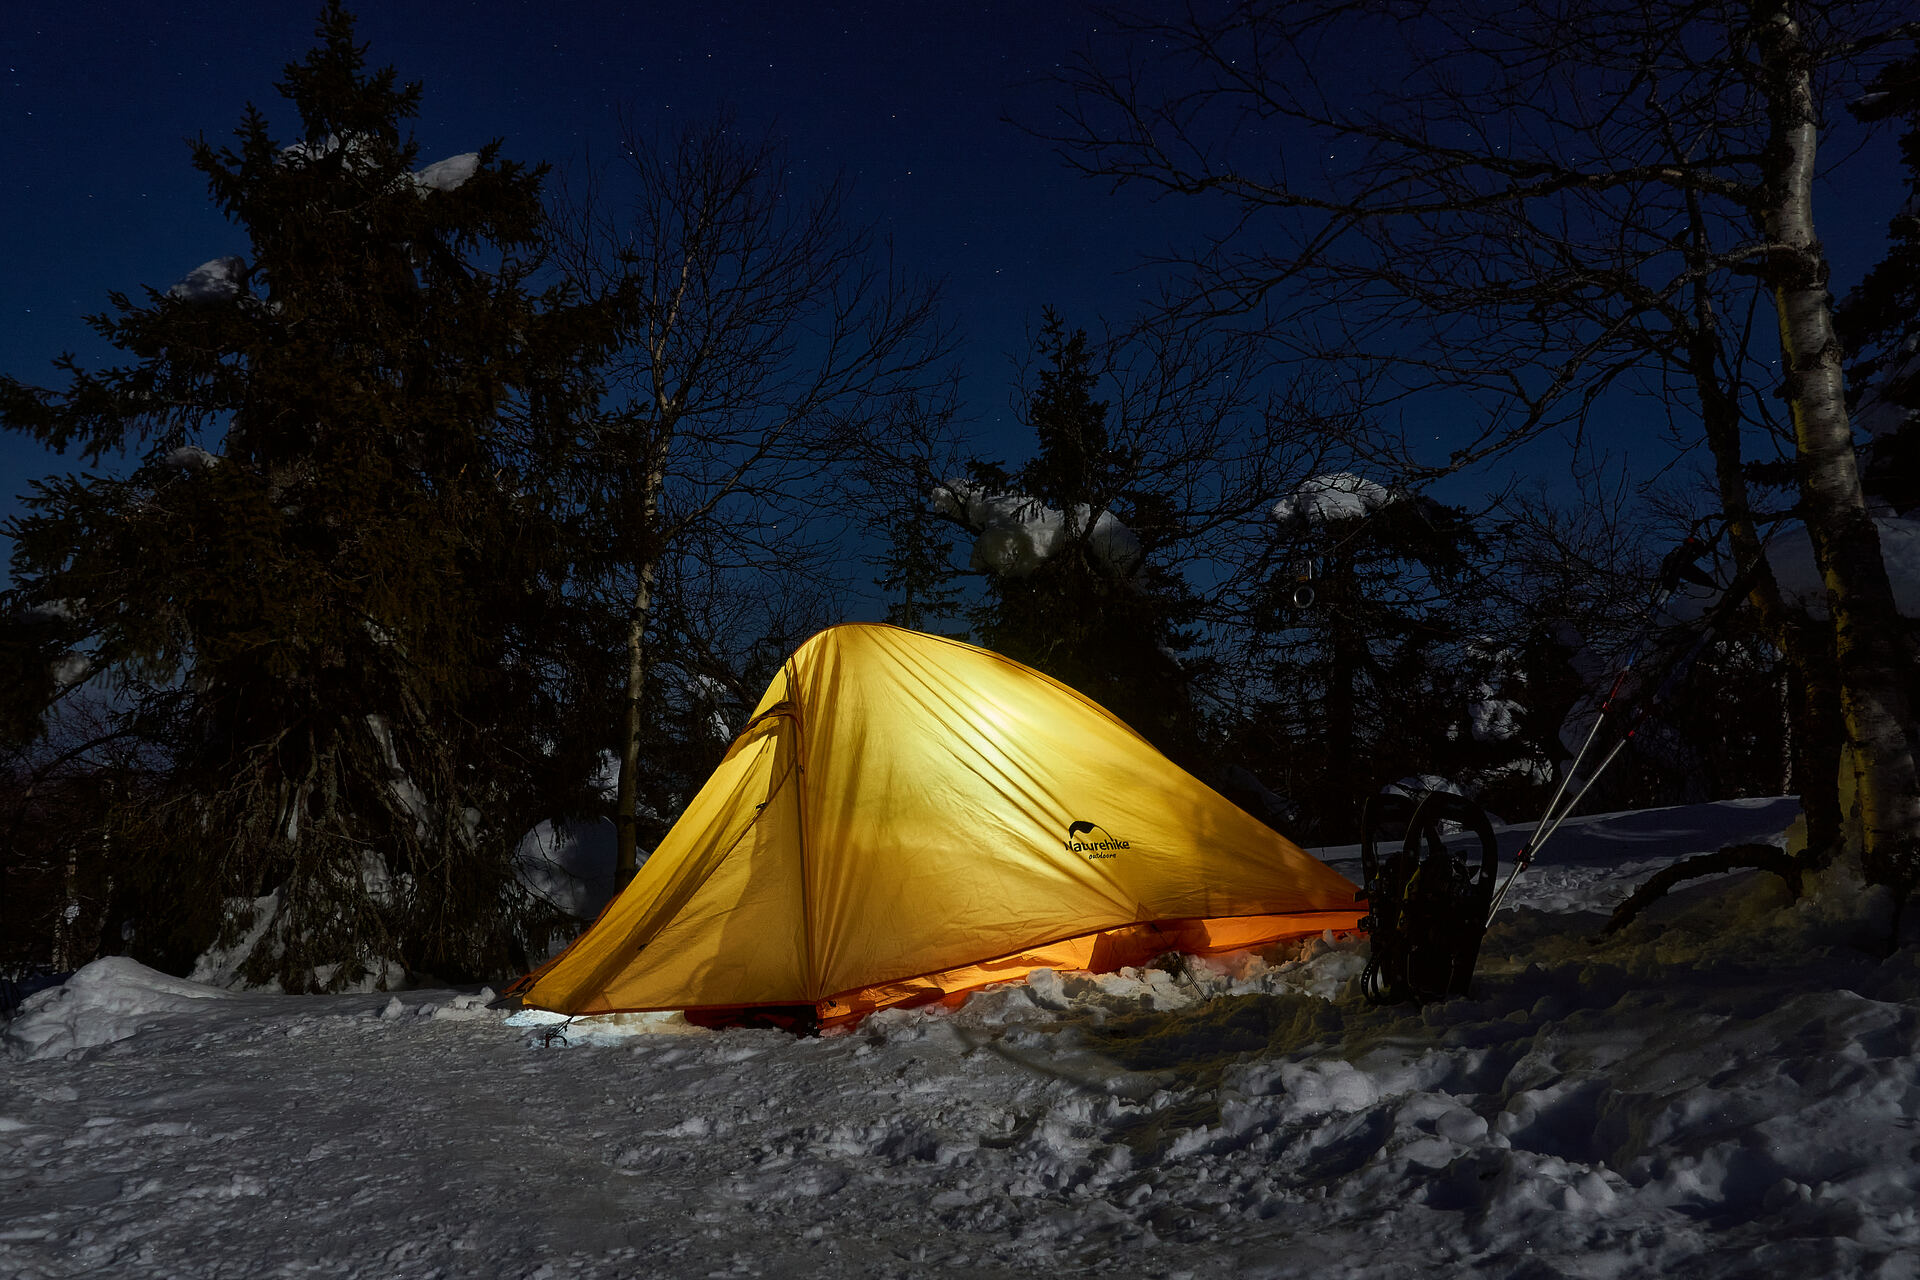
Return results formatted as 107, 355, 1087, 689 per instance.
1065, 820, 1129, 860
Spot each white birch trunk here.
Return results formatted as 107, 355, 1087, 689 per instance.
1754, 0, 1920, 884
614, 559, 655, 890
614, 456, 667, 891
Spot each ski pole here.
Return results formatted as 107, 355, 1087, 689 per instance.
1488, 590, 1685, 920
1485, 732, 1634, 922
1487, 534, 1744, 924
1485, 625, 1720, 925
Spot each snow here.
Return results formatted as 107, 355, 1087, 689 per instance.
278, 132, 376, 173
3, 957, 233, 1062
933, 480, 1142, 579
179, 889, 411, 996
1854, 332, 1919, 441
588, 748, 621, 803
161, 445, 220, 472
1763, 516, 1920, 619
365, 715, 420, 811
685, 673, 735, 741
21, 599, 80, 624
277, 134, 479, 194
173, 816, 623, 995
47, 652, 90, 689
1666, 514, 1920, 625
1271, 472, 1395, 527
1467, 693, 1523, 743
166, 256, 244, 303
1384, 773, 1464, 799
412, 151, 480, 193
515, 818, 622, 923
1659, 515, 1920, 627
185, 893, 285, 989
8, 797, 1920, 1277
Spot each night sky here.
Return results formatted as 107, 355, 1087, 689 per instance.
0, 2, 1907, 586
0, 4, 1194, 526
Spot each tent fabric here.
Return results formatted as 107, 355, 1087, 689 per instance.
509, 624, 1364, 1022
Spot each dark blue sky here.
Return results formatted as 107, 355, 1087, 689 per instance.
1, 2, 1909, 583
1, 2, 1204, 552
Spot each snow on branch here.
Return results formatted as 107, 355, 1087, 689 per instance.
1666, 518, 1920, 624
278, 132, 480, 195
932, 480, 1142, 579
278, 132, 377, 172
1270, 472, 1397, 527
163, 445, 221, 473
411, 152, 480, 193
167, 257, 246, 303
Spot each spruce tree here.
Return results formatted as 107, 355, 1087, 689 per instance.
877, 502, 964, 633
0, 4, 580, 986
1839, 46, 1920, 515
971, 312, 1206, 761
1248, 483, 1485, 843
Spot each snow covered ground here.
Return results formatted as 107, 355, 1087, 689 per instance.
7, 796, 1920, 1279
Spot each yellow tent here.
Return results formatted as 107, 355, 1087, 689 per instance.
509, 624, 1363, 1026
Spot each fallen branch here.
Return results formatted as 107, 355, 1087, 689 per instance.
1603, 843, 1803, 936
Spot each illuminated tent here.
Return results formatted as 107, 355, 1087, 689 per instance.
509, 624, 1363, 1026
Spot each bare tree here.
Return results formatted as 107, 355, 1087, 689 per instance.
0, 688, 160, 974
555, 115, 951, 887
1044, 0, 1920, 888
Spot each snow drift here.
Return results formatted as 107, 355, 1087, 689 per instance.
4, 957, 234, 1062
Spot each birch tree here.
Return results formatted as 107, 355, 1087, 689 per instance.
1045, 0, 1920, 891
558, 117, 948, 887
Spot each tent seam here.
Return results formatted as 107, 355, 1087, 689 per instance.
512, 722, 798, 1007
789, 653, 820, 1002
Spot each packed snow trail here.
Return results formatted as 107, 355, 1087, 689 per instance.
6, 799, 1920, 1278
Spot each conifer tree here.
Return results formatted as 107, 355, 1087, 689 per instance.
1839, 44, 1920, 516
1247, 481, 1485, 843
877, 503, 964, 633
0, 5, 581, 985
969, 312, 1207, 760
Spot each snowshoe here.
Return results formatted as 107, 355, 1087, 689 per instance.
1358, 788, 1498, 1004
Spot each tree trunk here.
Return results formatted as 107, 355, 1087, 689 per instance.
614, 556, 657, 892
1323, 569, 1360, 843
1786, 622, 1848, 868
1682, 186, 1847, 866
1753, 0, 1920, 887
614, 450, 668, 893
